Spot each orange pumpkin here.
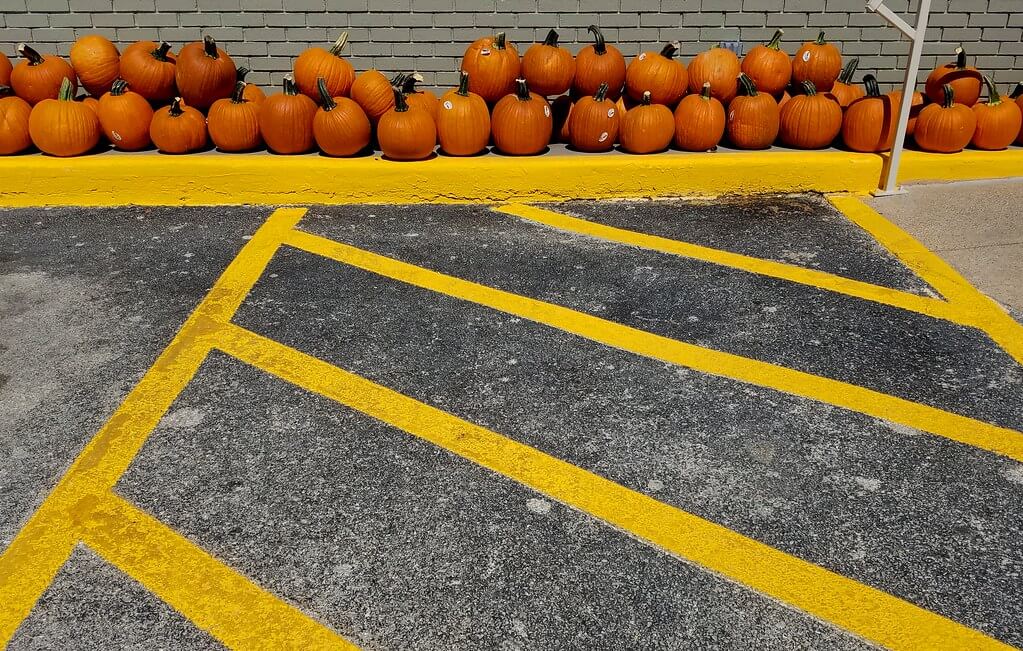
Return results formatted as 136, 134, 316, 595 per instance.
492, 78, 552, 155
673, 81, 725, 152
569, 82, 620, 152
175, 36, 236, 110
841, 74, 895, 153
779, 80, 842, 149
573, 26, 626, 101
925, 47, 982, 107
914, 84, 977, 153
350, 69, 394, 123
377, 86, 436, 161
78, 95, 100, 114
11, 44, 77, 106
294, 32, 356, 101
259, 74, 316, 154
830, 58, 865, 109
625, 41, 688, 105
727, 73, 780, 150
97, 79, 154, 151
313, 77, 371, 157
792, 31, 842, 93
28, 78, 101, 156
688, 45, 740, 105
970, 76, 1022, 151
119, 41, 177, 102
618, 91, 674, 154
460, 32, 521, 104
70, 35, 120, 98
0, 90, 32, 155
236, 67, 265, 104
1012, 83, 1023, 145
551, 94, 573, 144
0, 51, 12, 87
150, 97, 208, 154
521, 29, 575, 98
207, 81, 262, 152
887, 89, 926, 136
436, 70, 490, 156
741, 29, 790, 98
394, 72, 439, 120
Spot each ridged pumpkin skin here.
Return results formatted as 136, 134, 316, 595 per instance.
175, 36, 236, 111
970, 77, 1022, 151
619, 91, 674, 154
573, 26, 626, 101
925, 47, 982, 107
492, 78, 552, 155
792, 32, 842, 93
119, 42, 177, 102
207, 81, 262, 152
688, 46, 740, 105
914, 84, 977, 154
150, 97, 208, 154
625, 42, 688, 105
0, 51, 12, 87
259, 74, 316, 154
236, 67, 266, 104
830, 58, 865, 109
521, 29, 575, 98
569, 82, 620, 152
0, 93, 32, 155
350, 69, 394, 123
11, 44, 77, 106
294, 32, 356, 101
28, 78, 101, 156
841, 75, 895, 153
727, 73, 780, 150
312, 78, 371, 157
741, 29, 791, 98
779, 80, 842, 149
394, 72, 439, 120
377, 87, 436, 161
70, 35, 120, 97
97, 79, 154, 151
461, 32, 521, 104
673, 82, 725, 152
436, 71, 490, 156
887, 89, 925, 136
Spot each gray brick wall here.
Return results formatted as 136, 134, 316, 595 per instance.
1, 0, 1020, 92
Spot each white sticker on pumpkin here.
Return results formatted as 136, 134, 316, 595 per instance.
481, 48, 491, 56
544, 105, 551, 117
111, 130, 123, 142
598, 131, 608, 142
639, 53, 647, 60
729, 110, 735, 121
607, 108, 615, 117
802, 50, 811, 62
443, 100, 453, 110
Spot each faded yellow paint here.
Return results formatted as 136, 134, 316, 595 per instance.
896, 149, 1023, 185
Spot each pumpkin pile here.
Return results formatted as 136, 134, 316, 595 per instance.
1, 30, 1021, 159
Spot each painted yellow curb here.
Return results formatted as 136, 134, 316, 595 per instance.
896, 148, 1023, 184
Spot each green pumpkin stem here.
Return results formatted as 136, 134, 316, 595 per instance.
328, 32, 349, 57
863, 74, 880, 98
815, 31, 827, 45
660, 41, 679, 59
457, 70, 470, 96
110, 79, 129, 96
801, 80, 818, 96
57, 77, 74, 102
153, 42, 172, 61
1010, 82, 1023, 100
839, 58, 859, 84
594, 82, 609, 102
700, 81, 712, 100
954, 46, 967, 70
203, 35, 219, 59
981, 76, 1002, 106
543, 29, 559, 47
317, 77, 336, 110
168, 97, 184, 117
231, 80, 246, 103
283, 74, 299, 95
588, 25, 607, 55
236, 66, 250, 81
393, 86, 409, 112
641, 90, 651, 106
515, 78, 530, 101
494, 32, 507, 50
737, 73, 758, 97
16, 43, 44, 66
941, 83, 955, 108
766, 29, 784, 51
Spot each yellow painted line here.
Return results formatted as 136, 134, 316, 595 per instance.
896, 148, 1023, 185
285, 229, 1023, 463
495, 203, 971, 327
214, 320, 1013, 651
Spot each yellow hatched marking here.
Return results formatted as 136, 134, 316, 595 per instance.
285, 229, 1023, 463
214, 320, 1013, 651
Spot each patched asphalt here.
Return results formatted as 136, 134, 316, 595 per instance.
2, 196, 1023, 649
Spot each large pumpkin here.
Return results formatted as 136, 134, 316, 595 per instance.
260, 74, 317, 154
925, 46, 982, 107
492, 78, 552, 155
394, 72, 439, 120
741, 29, 790, 98
688, 45, 740, 105
207, 81, 262, 152
175, 36, 236, 110
150, 97, 208, 154
97, 79, 154, 151
887, 88, 926, 136
119, 41, 177, 102
313, 77, 371, 157
727, 73, 780, 150
436, 70, 490, 156
521, 29, 575, 98
377, 86, 437, 161
830, 58, 865, 109
841, 74, 895, 153
625, 41, 688, 105
28, 78, 101, 156
673, 81, 725, 152
236, 67, 265, 104
10, 44, 77, 106
460, 32, 520, 104
619, 91, 674, 154
350, 69, 394, 123
569, 82, 620, 152
792, 31, 842, 93
779, 80, 842, 149
970, 76, 1022, 151
573, 26, 626, 101
0, 90, 32, 155
0, 51, 11, 87
70, 35, 120, 97
914, 84, 976, 153
294, 32, 356, 101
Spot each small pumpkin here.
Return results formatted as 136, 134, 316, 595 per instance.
313, 77, 371, 157
779, 80, 842, 149
619, 90, 673, 154
150, 97, 207, 154
294, 32, 356, 101
28, 78, 101, 156
492, 78, 552, 155
394, 72, 439, 120
0, 51, 12, 87
572, 25, 626, 101
521, 29, 575, 98
260, 74, 317, 154
551, 93, 573, 144
207, 81, 262, 152
887, 88, 926, 136
236, 67, 265, 104
830, 58, 865, 109
460, 32, 521, 104
970, 76, 1022, 151
175, 35, 236, 110
673, 81, 725, 152
10, 44, 77, 106
70, 35, 120, 98
688, 45, 740, 105
350, 69, 394, 123
625, 41, 688, 105
0, 89, 32, 155
377, 86, 436, 161
727, 73, 780, 150
119, 41, 177, 102
841, 74, 895, 153
925, 46, 982, 107
914, 84, 977, 154
436, 70, 490, 156
1012, 83, 1023, 145
97, 79, 154, 151
569, 82, 620, 152
741, 29, 790, 98
792, 31, 842, 93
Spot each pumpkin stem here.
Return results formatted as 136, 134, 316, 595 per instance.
515, 78, 531, 101
981, 75, 1002, 106
236, 66, 250, 81
815, 31, 827, 45
57, 77, 74, 102
494, 32, 507, 50
457, 70, 470, 96
587, 25, 607, 55
766, 29, 784, 51
863, 74, 880, 98
1010, 82, 1023, 100
399, 72, 424, 95
839, 58, 858, 84
543, 29, 559, 47
594, 82, 609, 102
390, 72, 407, 87
640, 90, 651, 106
736, 73, 758, 97
941, 83, 955, 108
110, 79, 129, 96
954, 46, 967, 70
168, 97, 184, 117
202, 35, 219, 59
329, 32, 349, 57
283, 73, 299, 96
801, 80, 817, 96
230, 80, 246, 103
660, 41, 679, 59
392, 85, 409, 112
700, 81, 712, 100
317, 77, 336, 111
16, 43, 44, 66
152, 42, 172, 61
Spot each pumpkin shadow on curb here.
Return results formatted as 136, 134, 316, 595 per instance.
486, 146, 552, 157
436, 147, 492, 158
379, 151, 439, 163
315, 146, 375, 159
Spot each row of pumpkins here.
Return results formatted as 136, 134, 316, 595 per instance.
1, 28, 1021, 158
